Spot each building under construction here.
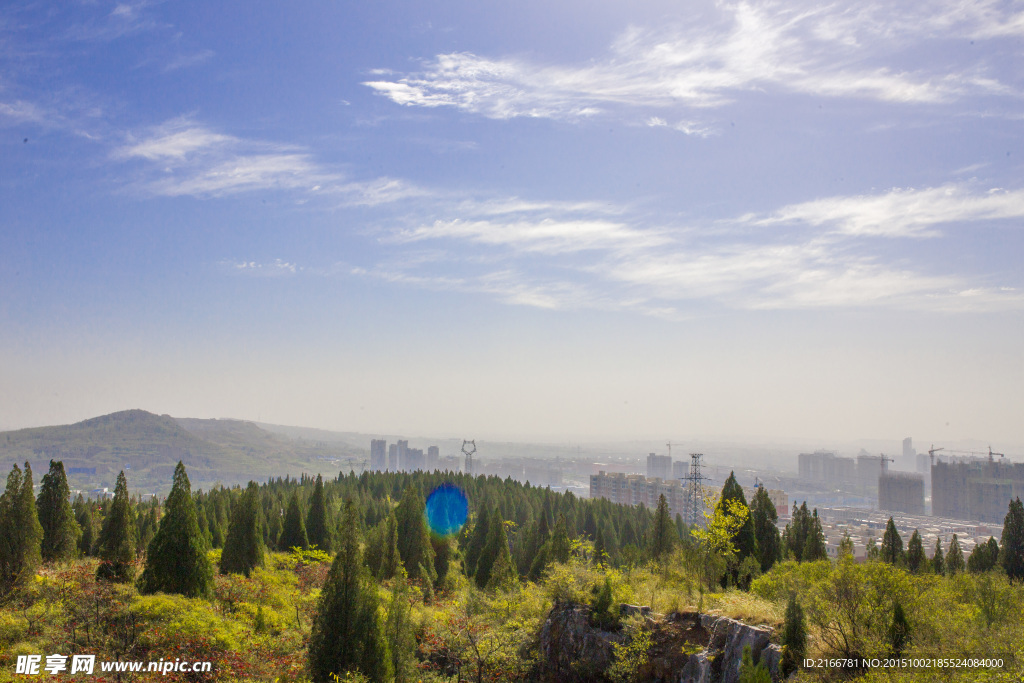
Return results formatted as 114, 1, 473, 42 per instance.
932, 458, 1024, 523
878, 472, 925, 515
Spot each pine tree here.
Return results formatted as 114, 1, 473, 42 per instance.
380, 509, 401, 580
0, 463, 43, 593
738, 645, 772, 683
279, 490, 309, 551
932, 538, 945, 575
589, 575, 619, 630
651, 494, 676, 561
97, 471, 137, 582
907, 529, 926, 573
485, 521, 518, 592
306, 474, 333, 553
719, 472, 756, 565
431, 535, 453, 588
881, 518, 904, 565
76, 502, 96, 556
308, 501, 392, 683
946, 534, 965, 575
140, 462, 214, 598
751, 487, 781, 573
594, 527, 608, 565
838, 532, 854, 560
780, 593, 807, 677
395, 485, 435, 587
786, 502, 810, 561
866, 536, 880, 561
463, 505, 490, 578
801, 510, 827, 562
37, 460, 81, 563
583, 506, 598, 540
220, 482, 265, 576
385, 567, 416, 683
999, 497, 1024, 583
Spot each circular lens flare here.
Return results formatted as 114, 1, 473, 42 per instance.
425, 483, 469, 538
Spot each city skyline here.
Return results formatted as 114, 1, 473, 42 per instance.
2, 1, 1022, 445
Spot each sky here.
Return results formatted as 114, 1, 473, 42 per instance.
1, 0, 1022, 450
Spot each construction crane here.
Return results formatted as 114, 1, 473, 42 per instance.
928, 445, 944, 468
879, 453, 894, 473
988, 446, 1005, 461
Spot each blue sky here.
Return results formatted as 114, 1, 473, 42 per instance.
1, 0, 1022, 449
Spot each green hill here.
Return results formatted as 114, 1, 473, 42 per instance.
0, 409, 365, 496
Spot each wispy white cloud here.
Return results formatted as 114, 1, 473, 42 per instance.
365, 0, 1019, 125
114, 118, 426, 201
162, 49, 215, 73
750, 184, 1024, 237
223, 259, 301, 276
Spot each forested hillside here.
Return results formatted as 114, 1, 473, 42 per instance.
1, 462, 1022, 682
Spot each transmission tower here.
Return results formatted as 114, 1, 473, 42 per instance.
462, 440, 477, 476
680, 453, 706, 527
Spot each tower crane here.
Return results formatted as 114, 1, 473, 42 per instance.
928, 445, 944, 468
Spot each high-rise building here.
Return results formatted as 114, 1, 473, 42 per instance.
388, 443, 399, 472
879, 472, 925, 515
902, 437, 915, 459
672, 460, 688, 479
405, 448, 425, 471
397, 440, 408, 472
799, 451, 855, 482
370, 439, 387, 472
647, 453, 672, 480
932, 458, 1024, 523
427, 446, 439, 471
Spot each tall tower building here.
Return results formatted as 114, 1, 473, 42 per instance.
388, 443, 399, 472
427, 446, 439, 471
397, 440, 409, 472
647, 453, 672, 480
370, 439, 387, 472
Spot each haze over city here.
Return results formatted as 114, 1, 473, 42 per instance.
2, 0, 1022, 449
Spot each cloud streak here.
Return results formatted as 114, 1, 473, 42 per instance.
365, 0, 1020, 125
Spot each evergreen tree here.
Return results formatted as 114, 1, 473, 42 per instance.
385, 567, 417, 683
800, 510, 827, 562
738, 645, 772, 683
485, 520, 518, 592
395, 485, 435, 587
651, 494, 676, 561
594, 527, 608, 565
866, 536, 880, 561
306, 474, 333, 553
220, 482, 265, 577
308, 501, 392, 683
719, 472, 756, 565
786, 503, 810, 561
932, 538, 945, 575
279, 490, 309, 551
999, 497, 1024, 582
97, 471, 137, 582
196, 500, 213, 549
589, 575, 619, 630
675, 513, 686, 543
888, 601, 911, 658
583, 506, 598, 540
463, 505, 490, 578
0, 463, 43, 593
838, 532, 854, 560
475, 506, 503, 588
946, 534, 965, 575
380, 509, 401, 580
139, 462, 214, 598
881, 518, 904, 565
751, 487, 781, 573
907, 529, 926, 574
780, 593, 807, 678
431, 535, 453, 588
75, 503, 96, 556
549, 513, 572, 564
37, 460, 81, 563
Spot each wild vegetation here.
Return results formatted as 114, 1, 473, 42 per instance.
1, 461, 1022, 682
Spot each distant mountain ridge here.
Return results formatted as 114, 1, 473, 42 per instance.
0, 409, 363, 495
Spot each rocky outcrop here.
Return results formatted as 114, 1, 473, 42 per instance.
536, 603, 782, 683
535, 601, 626, 682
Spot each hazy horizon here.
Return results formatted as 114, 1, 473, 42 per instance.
2, 1, 1022, 448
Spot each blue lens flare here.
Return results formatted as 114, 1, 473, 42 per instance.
425, 483, 469, 538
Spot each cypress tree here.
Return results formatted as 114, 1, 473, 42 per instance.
306, 474, 333, 553
801, 510, 827, 562
140, 462, 214, 597
590, 576, 619, 630
946, 534, 964, 575
549, 513, 572, 564
97, 471, 137, 582
279, 490, 309, 551
485, 519, 517, 592
583, 506, 598, 540
881, 518, 904, 565
385, 567, 416, 683
431, 535, 453, 588
751, 487, 781, 573
37, 460, 81, 563
786, 503, 810, 561
196, 500, 213, 550
932, 538, 945, 575
719, 472, 756, 565
474, 506, 502, 588
380, 509, 400, 580
652, 494, 676, 561
0, 463, 43, 593
220, 482, 265, 576
888, 601, 911, 658
76, 502, 96, 557
395, 485, 435, 586
907, 529, 926, 573
780, 593, 807, 678
594, 526, 608, 564
838, 532, 854, 560
463, 505, 490, 577
999, 497, 1024, 582
308, 501, 392, 683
